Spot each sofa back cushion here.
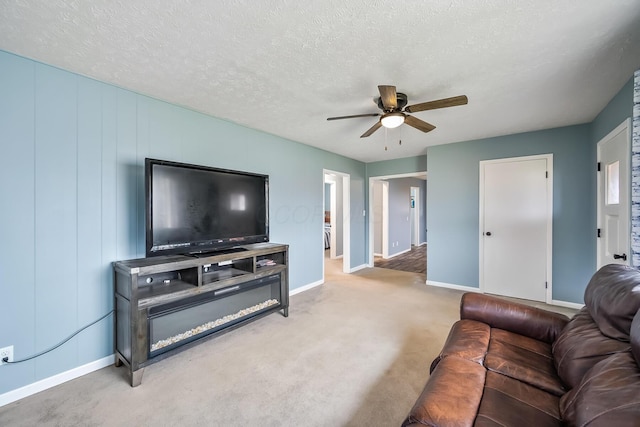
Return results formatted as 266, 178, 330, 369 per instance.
553, 308, 630, 389
584, 264, 640, 341
632, 309, 640, 365
559, 351, 640, 425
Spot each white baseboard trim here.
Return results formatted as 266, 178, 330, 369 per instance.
0, 354, 114, 408
424, 281, 584, 309
549, 299, 584, 310
348, 263, 368, 273
373, 252, 382, 257
290, 279, 323, 296
425, 280, 482, 293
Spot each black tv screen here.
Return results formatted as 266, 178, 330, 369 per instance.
145, 158, 269, 257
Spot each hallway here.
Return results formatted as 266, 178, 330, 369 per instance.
374, 245, 426, 275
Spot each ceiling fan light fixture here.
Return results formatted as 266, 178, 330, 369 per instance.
381, 112, 405, 129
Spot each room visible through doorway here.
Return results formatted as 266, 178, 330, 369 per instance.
369, 172, 427, 276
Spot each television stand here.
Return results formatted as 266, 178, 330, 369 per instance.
188, 246, 249, 257
113, 242, 289, 387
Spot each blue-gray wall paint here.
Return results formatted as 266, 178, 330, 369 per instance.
366, 155, 428, 177
387, 178, 426, 255
387, 179, 412, 255
591, 77, 633, 144
0, 50, 367, 395
427, 124, 593, 303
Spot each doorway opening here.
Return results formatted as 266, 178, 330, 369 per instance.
323, 170, 351, 278
368, 172, 427, 275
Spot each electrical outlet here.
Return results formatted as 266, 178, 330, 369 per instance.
0, 345, 14, 365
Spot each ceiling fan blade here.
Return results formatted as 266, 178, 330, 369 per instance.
378, 85, 398, 110
360, 121, 382, 138
405, 95, 468, 113
327, 113, 380, 121
404, 115, 436, 133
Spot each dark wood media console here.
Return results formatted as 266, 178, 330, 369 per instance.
113, 242, 289, 386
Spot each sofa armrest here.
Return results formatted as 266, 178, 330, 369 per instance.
460, 293, 570, 344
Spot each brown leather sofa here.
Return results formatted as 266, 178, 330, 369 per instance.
402, 264, 640, 426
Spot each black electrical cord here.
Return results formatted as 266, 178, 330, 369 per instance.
2, 310, 114, 364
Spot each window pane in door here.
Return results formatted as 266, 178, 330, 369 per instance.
607, 161, 620, 205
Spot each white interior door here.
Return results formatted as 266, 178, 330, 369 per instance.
597, 119, 630, 268
480, 155, 552, 302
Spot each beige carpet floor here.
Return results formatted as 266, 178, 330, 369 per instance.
0, 258, 576, 426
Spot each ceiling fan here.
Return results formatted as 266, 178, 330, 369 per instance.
327, 85, 468, 138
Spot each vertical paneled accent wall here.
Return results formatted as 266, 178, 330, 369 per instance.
0, 50, 366, 396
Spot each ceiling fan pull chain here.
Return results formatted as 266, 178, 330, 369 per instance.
385, 127, 389, 151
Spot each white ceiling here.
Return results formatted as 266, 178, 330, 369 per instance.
1, 1, 640, 163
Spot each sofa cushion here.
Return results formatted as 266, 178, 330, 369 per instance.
402, 356, 486, 427
484, 329, 565, 396
559, 351, 640, 425
460, 293, 569, 344
584, 264, 640, 341
553, 307, 631, 389
632, 309, 640, 365
429, 319, 490, 373
475, 371, 561, 427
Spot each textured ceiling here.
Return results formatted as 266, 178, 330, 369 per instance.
1, 1, 640, 162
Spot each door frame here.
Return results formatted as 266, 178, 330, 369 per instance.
323, 169, 351, 275
596, 118, 631, 269
478, 154, 553, 303
368, 171, 427, 267
326, 180, 337, 258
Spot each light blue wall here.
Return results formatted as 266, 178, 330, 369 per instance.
387, 179, 412, 255
387, 177, 426, 255
366, 155, 427, 177
591, 77, 633, 143
427, 124, 593, 303
0, 50, 366, 395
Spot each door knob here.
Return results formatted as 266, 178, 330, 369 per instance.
613, 253, 627, 261
484, 232, 492, 236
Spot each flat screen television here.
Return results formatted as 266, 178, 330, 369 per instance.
145, 158, 269, 257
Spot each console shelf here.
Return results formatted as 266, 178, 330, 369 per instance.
113, 242, 289, 386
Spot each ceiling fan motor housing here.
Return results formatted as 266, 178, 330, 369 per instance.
377, 92, 408, 112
